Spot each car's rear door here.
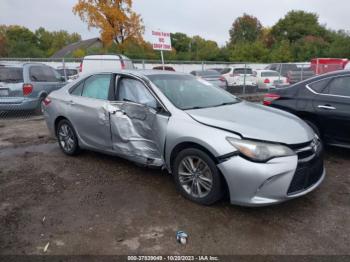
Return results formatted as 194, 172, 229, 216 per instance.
67, 73, 113, 149
108, 75, 170, 166
312, 75, 350, 144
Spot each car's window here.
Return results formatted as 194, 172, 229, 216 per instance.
118, 78, 157, 108
221, 68, 231, 74
233, 68, 253, 74
148, 74, 239, 110
57, 69, 78, 77
70, 81, 84, 96
327, 76, 350, 97
82, 74, 111, 100
309, 79, 331, 93
0, 67, 23, 83
30, 66, 60, 82
261, 71, 280, 77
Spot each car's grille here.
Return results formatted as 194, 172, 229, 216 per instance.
287, 138, 324, 195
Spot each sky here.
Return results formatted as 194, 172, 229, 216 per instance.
0, 0, 349, 46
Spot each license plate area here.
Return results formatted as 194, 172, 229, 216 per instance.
0, 88, 9, 97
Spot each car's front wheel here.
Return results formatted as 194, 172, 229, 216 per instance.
173, 148, 224, 205
56, 119, 80, 155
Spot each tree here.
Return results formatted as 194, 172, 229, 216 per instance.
73, 0, 144, 46
229, 41, 268, 62
328, 30, 350, 58
5, 25, 44, 57
229, 14, 262, 44
292, 36, 329, 61
0, 25, 8, 56
171, 32, 191, 52
269, 40, 293, 62
271, 10, 327, 43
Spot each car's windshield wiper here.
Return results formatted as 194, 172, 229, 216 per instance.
211, 101, 238, 107
183, 106, 207, 110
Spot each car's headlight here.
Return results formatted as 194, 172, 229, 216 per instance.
226, 137, 295, 162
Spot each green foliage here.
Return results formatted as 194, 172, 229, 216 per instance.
0, 25, 81, 58
229, 41, 269, 62
229, 14, 262, 44
72, 48, 86, 58
271, 10, 327, 43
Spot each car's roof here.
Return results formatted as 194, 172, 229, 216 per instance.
0, 62, 47, 68
89, 69, 188, 77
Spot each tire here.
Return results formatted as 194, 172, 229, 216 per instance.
34, 95, 46, 115
56, 119, 80, 156
304, 119, 321, 137
172, 148, 224, 205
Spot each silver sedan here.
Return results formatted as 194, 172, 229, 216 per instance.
43, 70, 325, 206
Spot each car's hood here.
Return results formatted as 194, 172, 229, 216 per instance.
186, 101, 314, 145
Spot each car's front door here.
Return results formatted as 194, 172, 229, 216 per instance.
68, 73, 113, 150
108, 76, 170, 166
313, 75, 350, 144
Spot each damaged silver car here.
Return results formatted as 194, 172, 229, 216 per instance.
43, 70, 325, 206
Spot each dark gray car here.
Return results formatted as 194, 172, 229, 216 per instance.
0, 63, 66, 113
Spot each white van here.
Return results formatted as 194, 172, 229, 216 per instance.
79, 54, 134, 75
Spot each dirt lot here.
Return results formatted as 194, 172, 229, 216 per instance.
0, 115, 349, 255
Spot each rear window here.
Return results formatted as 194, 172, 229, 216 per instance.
233, 68, 253, 74
221, 68, 231, 74
261, 71, 280, 77
0, 67, 23, 83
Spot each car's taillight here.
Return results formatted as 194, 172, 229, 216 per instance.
121, 60, 125, 70
219, 76, 226, 82
263, 93, 280, 106
79, 61, 83, 72
43, 97, 51, 106
22, 84, 33, 96
264, 78, 270, 84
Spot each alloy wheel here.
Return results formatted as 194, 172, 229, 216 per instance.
58, 124, 75, 153
178, 156, 213, 198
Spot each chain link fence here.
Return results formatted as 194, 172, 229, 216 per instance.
0, 57, 347, 119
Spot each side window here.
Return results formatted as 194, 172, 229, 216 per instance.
327, 76, 350, 97
221, 68, 230, 74
30, 66, 46, 82
118, 78, 157, 108
82, 74, 111, 100
30, 66, 60, 82
70, 81, 84, 96
308, 79, 331, 93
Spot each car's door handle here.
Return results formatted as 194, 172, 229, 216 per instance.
318, 105, 336, 110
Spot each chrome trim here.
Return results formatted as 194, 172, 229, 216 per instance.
305, 73, 350, 99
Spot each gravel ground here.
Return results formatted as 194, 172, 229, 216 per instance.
0, 115, 349, 255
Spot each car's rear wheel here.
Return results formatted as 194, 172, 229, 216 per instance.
173, 148, 223, 205
56, 119, 80, 155
34, 95, 46, 115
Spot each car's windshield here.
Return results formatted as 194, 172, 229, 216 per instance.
0, 67, 23, 83
148, 74, 239, 110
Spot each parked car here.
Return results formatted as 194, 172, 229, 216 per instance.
79, 54, 134, 75
43, 70, 324, 206
0, 63, 66, 114
153, 66, 175, 71
57, 67, 79, 82
265, 63, 315, 84
254, 70, 289, 90
221, 67, 257, 87
263, 70, 350, 147
190, 70, 227, 89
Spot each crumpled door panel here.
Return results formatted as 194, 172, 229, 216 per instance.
109, 102, 168, 166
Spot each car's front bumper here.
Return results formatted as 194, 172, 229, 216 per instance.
217, 153, 325, 206
0, 97, 39, 111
